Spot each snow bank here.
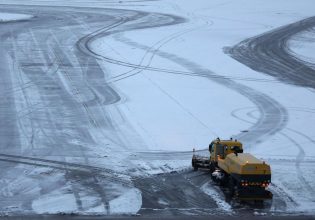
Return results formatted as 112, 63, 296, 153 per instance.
0, 12, 33, 22
32, 192, 77, 214
109, 188, 142, 215
32, 186, 142, 215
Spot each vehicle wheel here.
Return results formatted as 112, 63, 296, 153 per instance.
211, 171, 215, 181
228, 176, 235, 197
220, 173, 228, 187
209, 162, 215, 173
192, 161, 198, 171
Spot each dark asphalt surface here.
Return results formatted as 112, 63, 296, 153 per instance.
1, 215, 315, 220
0, 2, 314, 219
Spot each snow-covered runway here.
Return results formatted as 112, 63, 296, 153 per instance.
0, 0, 315, 217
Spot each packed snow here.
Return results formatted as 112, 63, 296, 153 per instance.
32, 192, 78, 214
109, 188, 142, 215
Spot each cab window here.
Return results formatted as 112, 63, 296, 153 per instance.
216, 144, 224, 158
209, 142, 214, 152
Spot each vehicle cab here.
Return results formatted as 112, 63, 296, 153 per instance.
209, 138, 243, 163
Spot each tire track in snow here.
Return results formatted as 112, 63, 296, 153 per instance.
1, 4, 302, 215
0, 6, 156, 214
81, 12, 289, 214
111, 22, 218, 136
0, 5, 206, 215
77, 11, 282, 85
227, 16, 315, 89
76, 7, 314, 217
108, 16, 213, 83
26, 25, 112, 212
16, 23, 107, 212
111, 34, 288, 148
0, 153, 131, 184
76, 14, 288, 154
73, 4, 287, 149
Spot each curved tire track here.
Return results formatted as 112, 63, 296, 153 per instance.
0, 5, 175, 214
107, 32, 288, 148
80, 9, 291, 215
227, 16, 315, 89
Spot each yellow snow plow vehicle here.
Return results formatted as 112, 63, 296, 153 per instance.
192, 138, 272, 201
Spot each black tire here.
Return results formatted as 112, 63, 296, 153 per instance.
228, 176, 235, 197
192, 160, 198, 171
210, 171, 215, 181
209, 162, 215, 173
220, 173, 228, 187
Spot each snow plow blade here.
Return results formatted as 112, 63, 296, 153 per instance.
192, 155, 210, 170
